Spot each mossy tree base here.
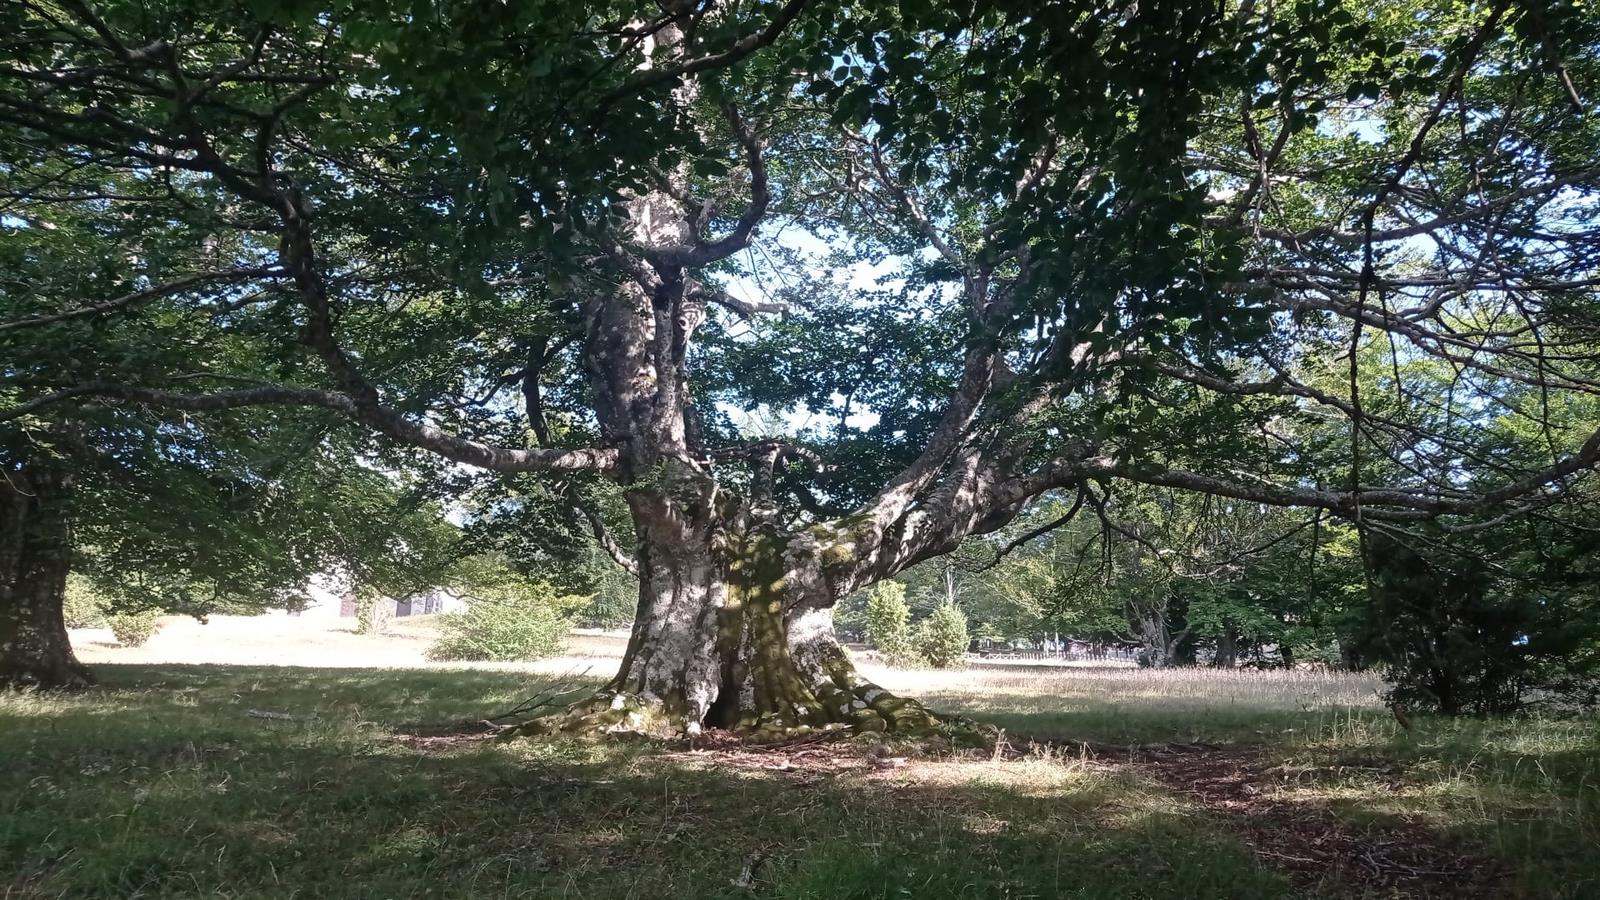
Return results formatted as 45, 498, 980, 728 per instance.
509, 482, 991, 743
506, 678, 949, 741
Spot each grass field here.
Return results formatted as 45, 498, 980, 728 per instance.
2, 619, 1597, 898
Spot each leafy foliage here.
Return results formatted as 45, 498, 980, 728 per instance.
914, 603, 970, 670
107, 611, 162, 648
427, 557, 584, 662
61, 576, 108, 629
573, 558, 639, 630
864, 581, 921, 666
3, 0, 1600, 710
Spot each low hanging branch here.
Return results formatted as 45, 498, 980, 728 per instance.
0, 383, 621, 474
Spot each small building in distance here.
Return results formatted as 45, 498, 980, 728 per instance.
277, 571, 466, 620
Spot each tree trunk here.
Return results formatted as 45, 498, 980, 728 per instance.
1131, 601, 1176, 668
1213, 626, 1238, 668
527, 13, 946, 739
0, 464, 93, 689
518, 495, 938, 737
1338, 639, 1364, 671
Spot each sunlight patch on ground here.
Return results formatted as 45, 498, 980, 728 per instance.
71, 615, 1385, 720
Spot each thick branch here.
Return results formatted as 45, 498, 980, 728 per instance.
651, 105, 770, 267
697, 283, 788, 319
2, 383, 620, 473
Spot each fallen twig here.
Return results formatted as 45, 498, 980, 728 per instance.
246, 708, 317, 722
731, 849, 767, 890
485, 667, 593, 722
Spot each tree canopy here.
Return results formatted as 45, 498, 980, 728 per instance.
3, 0, 1598, 723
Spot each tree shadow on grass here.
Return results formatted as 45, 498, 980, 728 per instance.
1247, 742, 1600, 899
2, 664, 1288, 899
920, 683, 1600, 897
2, 745, 1287, 900
8, 664, 1588, 899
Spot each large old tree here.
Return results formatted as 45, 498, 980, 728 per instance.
3, 0, 1598, 729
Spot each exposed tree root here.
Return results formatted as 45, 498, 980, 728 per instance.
501, 682, 995, 748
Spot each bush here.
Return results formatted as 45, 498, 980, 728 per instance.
355, 588, 390, 635
107, 610, 162, 647
915, 602, 969, 669
831, 588, 870, 642
865, 581, 922, 666
429, 595, 573, 662
428, 558, 583, 661
574, 564, 637, 629
62, 575, 109, 628
1360, 538, 1544, 715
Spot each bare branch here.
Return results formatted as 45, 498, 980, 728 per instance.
575, 503, 639, 578
974, 487, 1087, 572
693, 282, 787, 319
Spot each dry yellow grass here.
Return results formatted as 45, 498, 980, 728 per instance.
71, 614, 1382, 743
69, 613, 628, 676
866, 659, 1384, 715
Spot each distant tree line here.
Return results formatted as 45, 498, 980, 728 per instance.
840, 482, 1600, 715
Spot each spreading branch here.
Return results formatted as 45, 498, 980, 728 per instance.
1, 384, 620, 474
0, 267, 285, 333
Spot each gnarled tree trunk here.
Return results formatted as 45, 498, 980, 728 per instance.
516, 12, 962, 739
1131, 599, 1176, 668
0, 464, 93, 689
523, 493, 940, 737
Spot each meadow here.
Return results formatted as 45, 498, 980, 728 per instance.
1, 618, 1595, 899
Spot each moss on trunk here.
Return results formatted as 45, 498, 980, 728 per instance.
510, 522, 946, 739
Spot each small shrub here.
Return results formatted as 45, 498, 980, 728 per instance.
574, 565, 637, 629
107, 610, 162, 647
355, 588, 390, 635
915, 602, 969, 669
1356, 538, 1538, 715
62, 575, 108, 628
428, 563, 582, 662
866, 581, 923, 667
429, 598, 571, 662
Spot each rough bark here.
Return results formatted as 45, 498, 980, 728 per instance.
517, 507, 943, 738
1338, 640, 1365, 672
1131, 601, 1178, 669
0, 463, 93, 689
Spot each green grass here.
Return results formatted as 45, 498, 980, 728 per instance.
889, 663, 1388, 745
1266, 712, 1600, 898
2, 664, 1596, 898
941, 676, 1600, 899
